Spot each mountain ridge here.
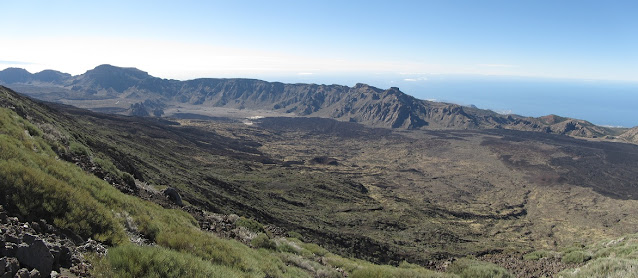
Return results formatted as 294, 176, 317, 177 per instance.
1, 65, 632, 141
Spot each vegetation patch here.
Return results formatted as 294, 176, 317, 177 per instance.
558, 257, 638, 278
251, 233, 277, 250
523, 250, 555, 261
92, 244, 244, 278
557, 234, 638, 277
446, 258, 513, 278
561, 250, 592, 264
236, 216, 265, 233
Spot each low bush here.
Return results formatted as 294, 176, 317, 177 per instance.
351, 264, 452, 278
558, 257, 638, 278
236, 217, 264, 233
69, 141, 91, 156
447, 258, 513, 278
300, 242, 329, 256
288, 230, 303, 240
93, 244, 243, 278
277, 242, 299, 254
523, 250, 552, 260
562, 250, 592, 264
252, 233, 277, 250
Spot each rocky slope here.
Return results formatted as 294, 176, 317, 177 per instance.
619, 126, 638, 144
0, 205, 103, 277
0, 65, 632, 139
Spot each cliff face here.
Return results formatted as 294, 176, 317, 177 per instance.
0, 65, 627, 137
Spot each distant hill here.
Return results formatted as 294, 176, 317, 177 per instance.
619, 127, 638, 144
1, 65, 633, 141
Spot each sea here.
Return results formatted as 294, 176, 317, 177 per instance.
272, 74, 638, 128
403, 77, 638, 128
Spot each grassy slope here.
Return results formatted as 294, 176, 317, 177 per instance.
556, 234, 638, 278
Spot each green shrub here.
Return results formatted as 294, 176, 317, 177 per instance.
351, 264, 452, 278
252, 233, 277, 250
558, 257, 638, 278
288, 231, 303, 240
24, 121, 42, 137
591, 237, 638, 260
69, 141, 91, 156
524, 250, 552, 260
93, 244, 243, 278
447, 258, 513, 278
561, 244, 586, 254
277, 242, 299, 254
94, 157, 119, 174
562, 250, 592, 264
399, 260, 423, 269
236, 217, 264, 233
300, 242, 328, 256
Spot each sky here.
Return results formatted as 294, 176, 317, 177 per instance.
1, 0, 637, 81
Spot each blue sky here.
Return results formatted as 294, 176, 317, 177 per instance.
1, 0, 637, 82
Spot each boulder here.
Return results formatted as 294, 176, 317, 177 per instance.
16, 239, 54, 276
57, 245, 73, 268
15, 268, 29, 278
4, 234, 20, 244
163, 187, 183, 206
1, 257, 19, 278
29, 269, 41, 278
2, 243, 17, 257
22, 234, 36, 245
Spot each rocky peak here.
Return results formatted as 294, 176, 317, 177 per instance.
32, 70, 71, 84
539, 114, 568, 125
84, 64, 151, 80
72, 64, 153, 93
0, 68, 32, 84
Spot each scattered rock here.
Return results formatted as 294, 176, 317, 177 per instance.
0, 206, 101, 277
77, 239, 107, 257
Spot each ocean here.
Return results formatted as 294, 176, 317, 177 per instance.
403, 77, 638, 128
